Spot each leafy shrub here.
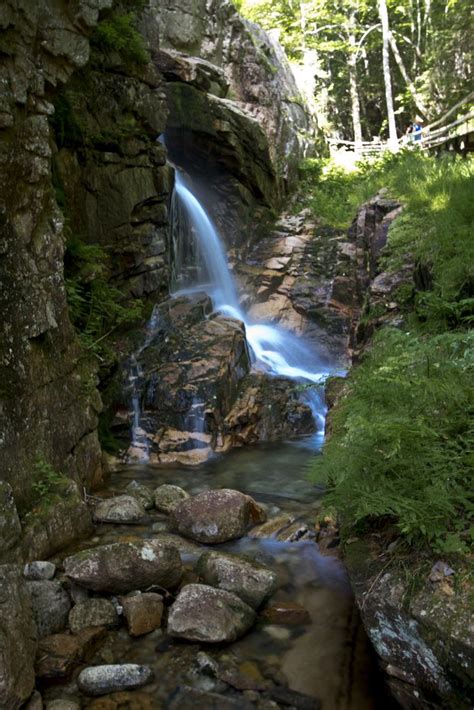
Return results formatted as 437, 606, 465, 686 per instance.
313, 328, 473, 553
92, 12, 149, 65
32, 459, 66, 498
65, 236, 143, 369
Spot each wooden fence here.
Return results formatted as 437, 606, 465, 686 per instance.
327, 92, 474, 157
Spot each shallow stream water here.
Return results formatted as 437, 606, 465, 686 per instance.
58, 435, 391, 709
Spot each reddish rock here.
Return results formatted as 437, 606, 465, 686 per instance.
35, 627, 107, 679
86, 691, 156, 709
260, 601, 311, 625
121, 593, 163, 637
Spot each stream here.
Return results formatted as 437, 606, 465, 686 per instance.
64, 438, 389, 709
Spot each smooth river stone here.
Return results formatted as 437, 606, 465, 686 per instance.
93, 495, 145, 524
77, 664, 153, 696
167, 583, 255, 643
63, 540, 182, 594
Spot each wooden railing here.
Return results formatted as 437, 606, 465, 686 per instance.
327, 92, 474, 156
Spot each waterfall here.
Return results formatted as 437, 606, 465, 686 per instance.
171, 170, 330, 435
127, 305, 161, 462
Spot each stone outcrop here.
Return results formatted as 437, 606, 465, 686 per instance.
141, 0, 315, 245
0, 0, 108, 558
112, 293, 315, 464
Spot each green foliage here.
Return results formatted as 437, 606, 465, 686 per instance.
91, 12, 149, 65
32, 459, 66, 498
307, 152, 474, 553
64, 235, 143, 370
314, 329, 473, 553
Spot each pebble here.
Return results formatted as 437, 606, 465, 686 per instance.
262, 625, 292, 641
77, 664, 154, 696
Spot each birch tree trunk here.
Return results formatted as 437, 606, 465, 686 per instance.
388, 32, 427, 117
348, 5, 363, 154
378, 0, 399, 151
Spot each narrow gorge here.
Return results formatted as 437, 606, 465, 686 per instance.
1, 1, 472, 709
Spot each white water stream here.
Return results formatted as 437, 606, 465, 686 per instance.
171, 171, 330, 434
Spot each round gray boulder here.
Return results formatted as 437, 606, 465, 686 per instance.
197, 551, 277, 609
77, 664, 153, 696
154, 484, 189, 514
63, 539, 182, 594
93, 495, 145, 524
167, 584, 256, 643
170, 489, 266, 544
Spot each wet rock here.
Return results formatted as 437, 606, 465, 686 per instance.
64, 539, 182, 594
121, 593, 163, 637
77, 664, 153, 696
93, 496, 146, 525
149, 532, 203, 557
124, 481, 154, 510
24, 560, 56, 580
171, 489, 266, 544
153, 484, 189, 513
0, 564, 37, 708
25, 690, 43, 710
168, 583, 255, 643
68, 598, 118, 633
268, 686, 321, 709
219, 666, 267, 691
35, 627, 107, 679
28, 580, 71, 638
249, 514, 296, 539
197, 551, 277, 609
260, 601, 311, 625
86, 691, 156, 709
0, 482, 22, 562
45, 700, 80, 710
167, 685, 254, 709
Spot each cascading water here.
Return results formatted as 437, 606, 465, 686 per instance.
127, 305, 161, 462
171, 170, 331, 437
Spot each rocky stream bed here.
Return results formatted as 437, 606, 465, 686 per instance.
22, 440, 391, 710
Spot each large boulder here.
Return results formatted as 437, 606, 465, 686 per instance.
170, 489, 266, 544
63, 539, 182, 594
77, 664, 153, 696
167, 584, 255, 643
196, 551, 277, 609
0, 565, 37, 708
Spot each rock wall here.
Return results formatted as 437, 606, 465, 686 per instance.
142, 0, 314, 245
0, 0, 113, 558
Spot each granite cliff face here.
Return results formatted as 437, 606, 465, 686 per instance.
0, 0, 114, 561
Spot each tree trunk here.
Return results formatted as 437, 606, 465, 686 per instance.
388, 32, 427, 117
378, 0, 399, 151
348, 8, 363, 154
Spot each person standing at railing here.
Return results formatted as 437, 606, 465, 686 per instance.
412, 116, 424, 142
